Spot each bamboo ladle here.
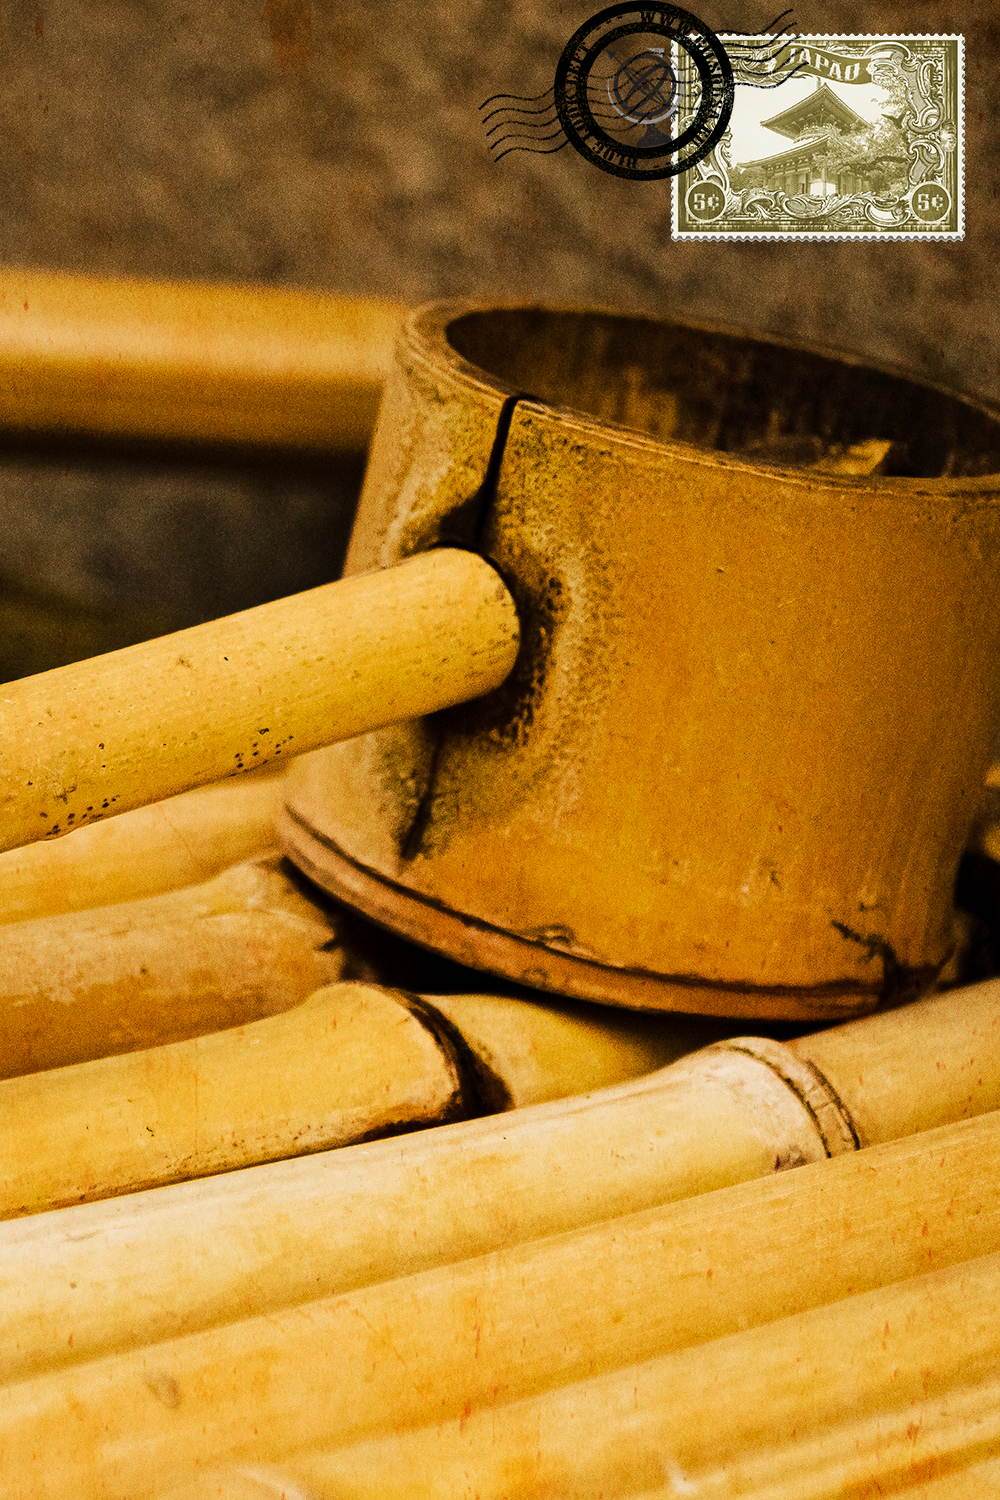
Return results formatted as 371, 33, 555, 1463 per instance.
5, 283, 1000, 1020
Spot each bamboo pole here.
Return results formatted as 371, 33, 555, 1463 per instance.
0, 269, 403, 451
0, 1017, 828, 1379
0, 987, 700, 1219
268, 1247, 1000, 1500
0, 548, 519, 854
1, 1112, 998, 1497
3, 978, 999, 1382
0, 856, 342, 1077
0, 768, 286, 925
0, 985, 466, 1218
788, 978, 1000, 1143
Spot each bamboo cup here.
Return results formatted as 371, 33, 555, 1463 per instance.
0, 855, 342, 1077
0, 767, 286, 925
3, 977, 998, 1384
5, 303, 1000, 1021
0, 985, 699, 1219
1, 1112, 998, 1497
280, 304, 1000, 1019
0, 268, 403, 451
256, 1246, 1000, 1500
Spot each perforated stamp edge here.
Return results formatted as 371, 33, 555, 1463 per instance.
671, 34, 965, 242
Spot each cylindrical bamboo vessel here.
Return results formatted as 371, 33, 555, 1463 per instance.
1, 1111, 999, 1497
280, 303, 1000, 1019
3, 978, 997, 1384
0, 268, 403, 451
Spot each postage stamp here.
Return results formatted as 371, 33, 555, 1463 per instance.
672, 35, 964, 240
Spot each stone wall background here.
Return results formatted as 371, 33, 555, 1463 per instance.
0, 0, 996, 669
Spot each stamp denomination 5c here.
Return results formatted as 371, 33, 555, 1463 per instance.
672, 34, 964, 240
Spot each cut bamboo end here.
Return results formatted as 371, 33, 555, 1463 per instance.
0, 549, 520, 854
6, 979, 1000, 1385
0, 269, 404, 451
424, 991, 727, 1109
0, 985, 465, 1220
0, 986, 721, 1222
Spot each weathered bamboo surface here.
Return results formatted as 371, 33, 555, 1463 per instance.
0, 1110, 998, 1496
267, 1245, 1000, 1500
4, 978, 999, 1382
0, 855, 342, 1076
0, 983, 703, 1218
0, 767, 285, 925
0, 548, 519, 853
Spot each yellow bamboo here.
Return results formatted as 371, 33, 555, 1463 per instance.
275, 1248, 1000, 1500
789, 978, 1000, 1144
0, 1020, 826, 1380
0, 768, 285, 925
0, 1113, 998, 1496
0, 269, 403, 451
0, 985, 471, 1218
0, 548, 519, 854
0, 987, 715, 1221
0, 856, 342, 1077
425, 990, 723, 1109
4, 979, 999, 1383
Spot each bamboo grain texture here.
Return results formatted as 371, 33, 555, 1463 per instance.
1, 1111, 998, 1496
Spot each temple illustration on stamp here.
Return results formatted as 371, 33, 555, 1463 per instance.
672, 34, 964, 240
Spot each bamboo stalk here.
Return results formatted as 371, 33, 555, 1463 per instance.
0, 856, 342, 1077
422, 990, 725, 1110
788, 978, 1000, 1143
0, 768, 286, 925
0, 986, 700, 1219
1, 1112, 998, 1497
0, 548, 519, 854
4, 978, 999, 1383
0, 269, 403, 451
0, 985, 469, 1218
270, 1247, 1000, 1500
0, 1016, 827, 1379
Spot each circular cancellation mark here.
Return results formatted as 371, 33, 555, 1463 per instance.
554, 4, 735, 180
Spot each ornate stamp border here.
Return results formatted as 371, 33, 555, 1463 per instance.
672, 35, 964, 241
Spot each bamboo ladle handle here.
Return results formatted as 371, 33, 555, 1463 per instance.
0, 549, 520, 855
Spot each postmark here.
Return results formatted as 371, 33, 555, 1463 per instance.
552, 4, 734, 181
480, 5, 800, 180
672, 34, 964, 239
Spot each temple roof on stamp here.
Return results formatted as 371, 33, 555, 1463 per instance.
758, 81, 868, 140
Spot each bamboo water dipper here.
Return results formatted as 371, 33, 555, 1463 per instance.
2, 1109, 999, 1497
3, 977, 998, 1383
